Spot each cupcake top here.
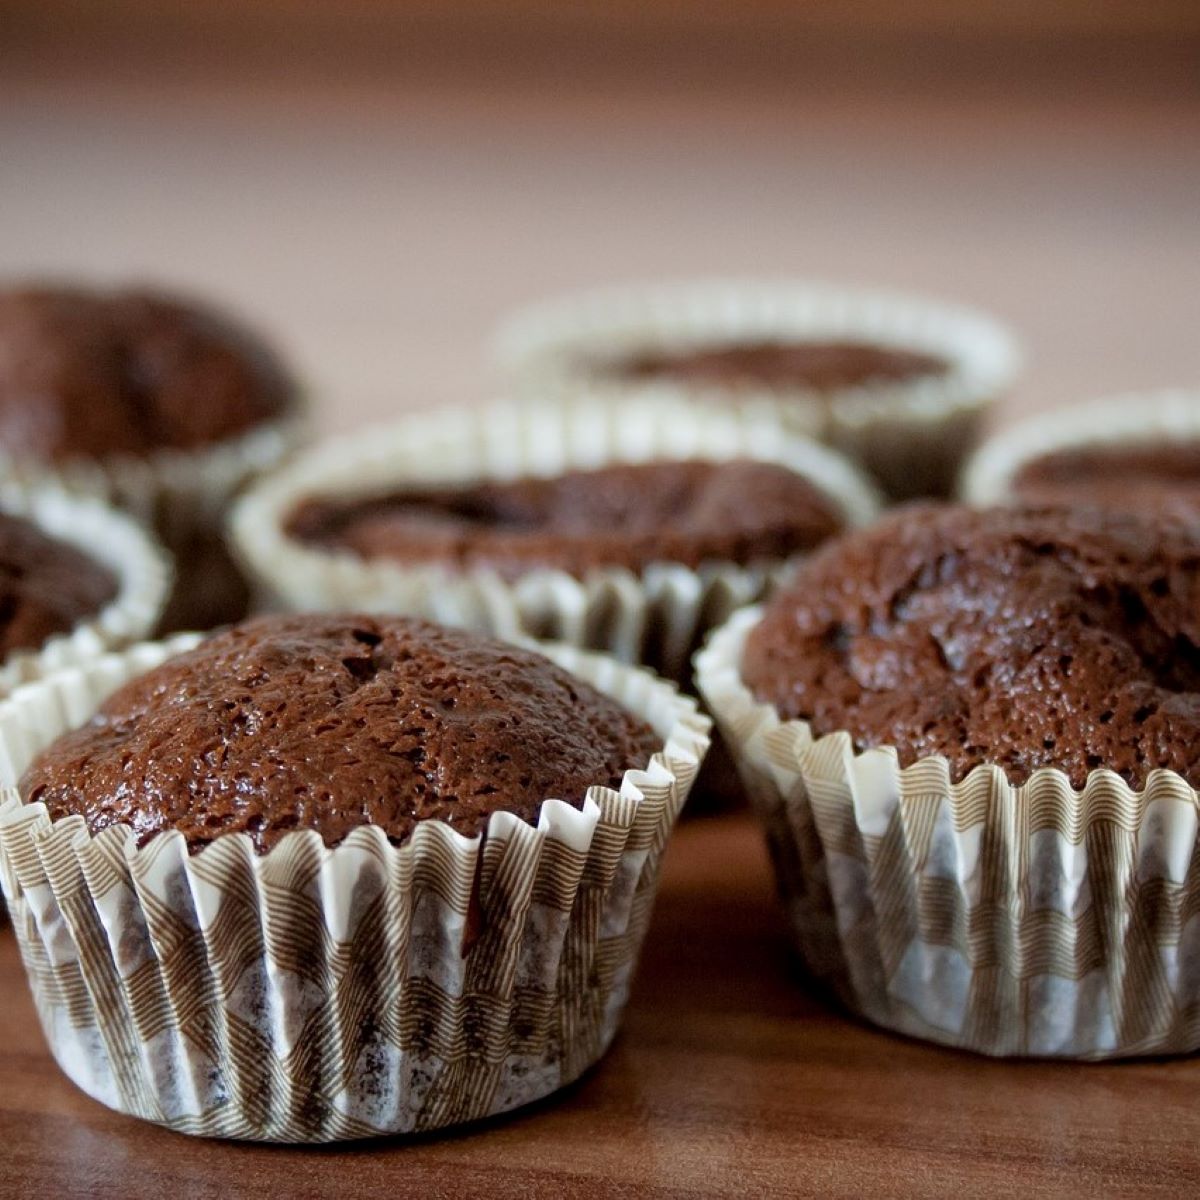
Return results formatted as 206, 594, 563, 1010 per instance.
598, 340, 948, 394
0, 284, 295, 463
742, 503, 1200, 789
285, 458, 846, 578
22, 613, 661, 853
1011, 443, 1200, 517
0, 510, 117, 657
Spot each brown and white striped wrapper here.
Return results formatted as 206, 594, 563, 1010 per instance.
0, 635, 710, 1140
230, 397, 880, 685
695, 607, 1200, 1060
0, 480, 171, 695
960, 387, 1200, 505
1, 414, 305, 631
491, 280, 1022, 499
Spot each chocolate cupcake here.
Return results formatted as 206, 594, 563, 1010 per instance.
0, 481, 169, 693
493, 281, 1021, 499
962, 388, 1200, 519
231, 398, 879, 684
0, 613, 708, 1140
0, 283, 304, 630
696, 503, 1200, 1059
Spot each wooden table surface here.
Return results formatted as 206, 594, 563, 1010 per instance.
5, 811, 1200, 1200
3, 22, 1200, 1200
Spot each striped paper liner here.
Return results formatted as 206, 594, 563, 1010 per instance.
492, 280, 1021, 499
695, 606, 1200, 1059
0, 480, 171, 695
960, 388, 1200, 505
0, 414, 305, 631
0, 634, 709, 1140
230, 396, 880, 685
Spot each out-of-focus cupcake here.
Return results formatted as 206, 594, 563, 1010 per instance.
492, 281, 1021, 499
231, 398, 880, 685
962, 388, 1200, 517
0, 612, 708, 1140
697, 502, 1200, 1059
0, 480, 169, 694
0, 283, 304, 630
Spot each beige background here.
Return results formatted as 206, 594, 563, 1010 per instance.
2, 9, 1199, 441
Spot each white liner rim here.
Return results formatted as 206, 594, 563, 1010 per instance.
960, 388, 1200, 505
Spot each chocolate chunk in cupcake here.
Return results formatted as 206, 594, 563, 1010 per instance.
286, 458, 846, 578
22, 612, 661, 853
743, 503, 1200, 789
0, 510, 116, 657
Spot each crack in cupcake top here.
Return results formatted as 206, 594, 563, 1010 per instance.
0, 285, 295, 461
286, 458, 845, 578
595, 340, 948, 393
742, 503, 1200, 789
1012, 443, 1200, 518
21, 612, 661, 853
0, 510, 117, 659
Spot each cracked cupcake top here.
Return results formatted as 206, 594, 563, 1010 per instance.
742, 503, 1200, 788
22, 613, 661, 853
0, 510, 117, 659
286, 458, 846, 577
0, 284, 295, 462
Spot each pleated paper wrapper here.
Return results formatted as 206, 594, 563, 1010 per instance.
0, 481, 171, 695
695, 607, 1200, 1060
491, 280, 1022, 499
961, 387, 1200, 505
0, 635, 710, 1140
1, 415, 304, 630
230, 397, 880, 685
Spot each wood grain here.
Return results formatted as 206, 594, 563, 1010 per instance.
3, 813, 1199, 1199
2, 27, 1200, 1198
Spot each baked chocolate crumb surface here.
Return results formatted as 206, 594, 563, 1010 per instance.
743, 503, 1200, 789
0, 510, 117, 658
1012, 443, 1200, 518
23, 613, 661, 853
601, 339, 947, 392
0, 284, 294, 461
287, 458, 845, 577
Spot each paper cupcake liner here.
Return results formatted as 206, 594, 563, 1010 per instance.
0, 481, 172, 695
491, 280, 1022, 499
230, 397, 880, 685
695, 607, 1200, 1060
961, 388, 1200, 505
0, 634, 710, 1140
1, 415, 306, 631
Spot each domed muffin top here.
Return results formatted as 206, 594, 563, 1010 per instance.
0, 284, 294, 462
287, 458, 846, 578
742, 503, 1200, 789
1012, 442, 1200, 518
22, 613, 661, 853
0, 510, 117, 658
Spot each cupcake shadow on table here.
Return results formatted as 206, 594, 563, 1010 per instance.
697, 502, 1200, 1059
0, 612, 709, 1140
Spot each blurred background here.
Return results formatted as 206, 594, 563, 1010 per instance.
3, 0, 1199, 436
